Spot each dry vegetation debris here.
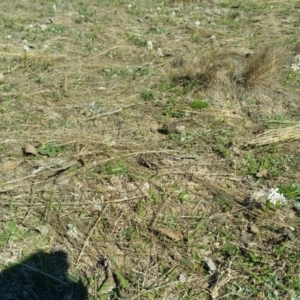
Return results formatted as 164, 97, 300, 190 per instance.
1, 0, 300, 299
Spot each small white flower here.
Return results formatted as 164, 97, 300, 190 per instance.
171, 11, 176, 17
210, 35, 216, 41
291, 64, 300, 72
157, 7, 161, 11
43, 42, 50, 49
157, 47, 163, 57
66, 224, 78, 238
53, 4, 56, 12
294, 54, 300, 61
127, 4, 132, 9
195, 20, 200, 26
291, 55, 300, 73
5, 35, 11, 39
22, 40, 30, 52
266, 187, 287, 206
147, 40, 153, 51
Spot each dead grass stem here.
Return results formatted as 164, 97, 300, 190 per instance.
234, 44, 291, 88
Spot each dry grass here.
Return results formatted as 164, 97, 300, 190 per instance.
0, 0, 300, 299
233, 44, 291, 88
172, 45, 291, 93
244, 123, 300, 147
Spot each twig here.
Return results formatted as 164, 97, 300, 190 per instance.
149, 191, 176, 228
76, 208, 106, 265
80, 104, 136, 123
5, 261, 68, 285
131, 276, 203, 299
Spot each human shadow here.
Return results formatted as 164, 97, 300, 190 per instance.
0, 250, 88, 300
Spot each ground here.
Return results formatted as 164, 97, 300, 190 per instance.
0, 0, 300, 299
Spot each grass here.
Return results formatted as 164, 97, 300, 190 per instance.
0, 0, 300, 299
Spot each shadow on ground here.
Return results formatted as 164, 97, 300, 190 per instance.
0, 250, 88, 300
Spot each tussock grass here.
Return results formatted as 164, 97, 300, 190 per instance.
233, 44, 291, 88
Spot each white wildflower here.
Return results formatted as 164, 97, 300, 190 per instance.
110, 140, 116, 147
157, 47, 164, 57
43, 42, 50, 49
294, 54, 300, 62
22, 40, 30, 52
171, 11, 176, 17
147, 40, 153, 51
66, 224, 78, 238
291, 64, 300, 72
210, 35, 216, 42
266, 187, 287, 206
5, 35, 11, 39
127, 4, 132, 9
291, 55, 300, 73
53, 4, 56, 12
195, 20, 200, 26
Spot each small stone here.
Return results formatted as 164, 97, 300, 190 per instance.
40, 24, 47, 30
176, 125, 185, 132
159, 122, 179, 134
35, 225, 49, 236
179, 274, 186, 282
210, 213, 226, 224
204, 257, 217, 274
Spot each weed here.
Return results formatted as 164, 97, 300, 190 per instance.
213, 143, 230, 158
283, 54, 300, 87
215, 195, 232, 212
141, 90, 155, 101
190, 99, 208, 109
279, 183, 300, 212
278, 183, 300, 200
100, 162, 129, 176
178, 190, 191, 203
239, 153, 286, 178
38, 143, 65, 157
0, 221, 31, 246
212, 129, 233, 158
127, 34, 147, 47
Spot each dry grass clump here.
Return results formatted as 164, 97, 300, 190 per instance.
244, 123, 300, 147
172, 69, 217, 90
233, 44, 291, 88
172, 45, 291, 93
171, 52, 222, 90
